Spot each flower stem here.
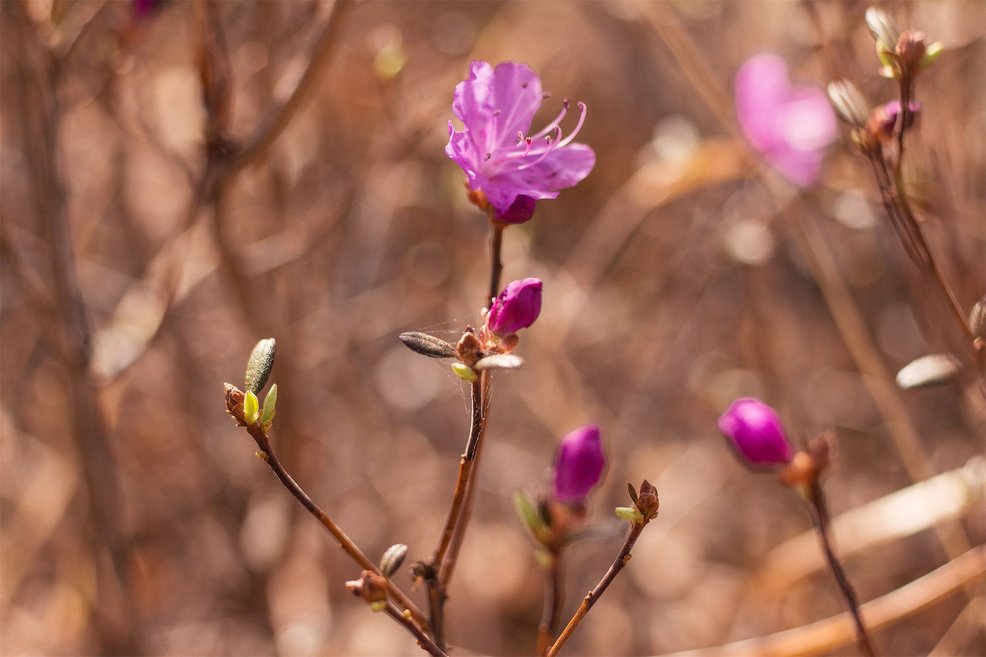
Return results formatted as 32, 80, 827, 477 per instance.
536, 550, 565, 656
246, 424, 428, 629
487, 219, 506, 308
860, 76, 979, 365
807, 481, 878, 657
426, 374, 488, 648
438, 373, 491, 589
546, 521, 648, 657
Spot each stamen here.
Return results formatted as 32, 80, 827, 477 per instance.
484, 153, 492, 161
516, 126, 562, 170
530, 99, 570, 140
554, 101, 586, 148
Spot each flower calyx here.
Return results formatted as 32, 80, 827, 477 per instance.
778, 434, 833, 491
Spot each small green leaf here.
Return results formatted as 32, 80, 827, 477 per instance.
514, 491, 540, 533
260, 383, 278, 431
451, 363, 478, 382
244, 390, 260, 425
919, 42, 944, 71
614, 506, 642, 523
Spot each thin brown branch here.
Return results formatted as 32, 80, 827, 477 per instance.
383, 603, 449, 657
437, 374, 491, 588
425, 375, 487, 648
807, 482, 878, 656
7, 4, 140, 653
246, 424, 428, 628
546, 522, 648, 657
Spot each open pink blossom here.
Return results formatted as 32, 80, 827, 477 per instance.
735, 53, 837, 187
446, 61, 595, 224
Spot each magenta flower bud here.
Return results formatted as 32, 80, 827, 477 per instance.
553, 425, 605, 503
486, 278, 542, 336
718, 398, 794, 466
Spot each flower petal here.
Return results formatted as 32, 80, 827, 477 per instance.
735, 53, 790, 151
485, 143, 595, 212
489, 62, 543, 147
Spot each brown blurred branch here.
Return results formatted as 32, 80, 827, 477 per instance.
640, 0, 975, 572
652, 546, 986, 657
224, 0, 346, 176
5, 2, 140, 653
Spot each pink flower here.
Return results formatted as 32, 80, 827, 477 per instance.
446, 61, 595, 224
718, 398, 794, 466
735, 53, 837, 187
553, 425, 605, 503
486, 278, 542, 336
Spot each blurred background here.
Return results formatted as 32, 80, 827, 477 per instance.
1, 1, 984, 655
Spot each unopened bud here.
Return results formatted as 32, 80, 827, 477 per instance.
398, 332, 457, 359
969, 296, 986, 342
345, 571, 388, 612
224, 383, 246, 425
827, 80, 870, 127
486, 278, 543, 336
245, 338, 276, 394
379, 544, 408, 578
634, 479, 659, 521
896, 31, 928, 70
865, 7, 900, 52
455, 328, 484, 365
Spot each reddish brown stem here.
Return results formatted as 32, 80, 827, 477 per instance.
546, 522, 647, 657
383, 604, 449, 657
246, 425, 428, 629
808, 481, 878, 657
536, 550, 565, 656
487, 220, 505, 308
426, 375, 486, 648
437, 374, 490, 588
